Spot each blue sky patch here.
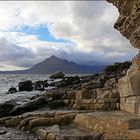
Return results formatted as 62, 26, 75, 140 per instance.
15, 25, 70, 43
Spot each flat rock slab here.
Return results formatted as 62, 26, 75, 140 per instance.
74, 111, 140, 139
37, 124, 102, 140
0, 126, 37, 140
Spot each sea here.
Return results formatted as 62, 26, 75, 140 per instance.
0, 74, 52, 105
0, 74, 86, 139
0, 74, 87, 105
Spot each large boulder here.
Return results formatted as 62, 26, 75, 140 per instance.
50, 72, 65, 79
18, 80, 33, 91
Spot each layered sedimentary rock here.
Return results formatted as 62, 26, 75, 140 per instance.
107, 0, 140, 49
107, 0, 140, 113
119, 53, 140, 113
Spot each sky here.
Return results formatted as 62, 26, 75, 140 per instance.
0, 1, 138, 71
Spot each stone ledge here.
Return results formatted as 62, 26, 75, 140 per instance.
74, 111, 140, 139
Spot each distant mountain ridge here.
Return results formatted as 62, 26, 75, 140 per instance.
0, 55, 105, 74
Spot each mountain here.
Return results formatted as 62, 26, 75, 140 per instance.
0, 55, 105, 74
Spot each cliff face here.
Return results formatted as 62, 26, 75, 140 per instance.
107, 0, 140, 49
107, 0, 140, 114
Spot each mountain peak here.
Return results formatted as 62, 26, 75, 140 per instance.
50, 55, 57, 59
48, 55, 60, 60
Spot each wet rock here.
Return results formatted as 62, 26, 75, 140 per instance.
8, 96, 47, 116
0, 101, 16, 117
18, 80, 33, 91
34, 83, 45, 91
55, 76, 80, 88
0, 130, 7, 135
45, 90, 64, 100
34, 80, 48, 91
50, 72, 65, 79
8, 87, 17, 94
48, 100, 65, 109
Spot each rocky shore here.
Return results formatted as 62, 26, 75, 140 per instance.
0, 61, 136, 139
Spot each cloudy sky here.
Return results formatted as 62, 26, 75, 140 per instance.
0, 1, 137, 70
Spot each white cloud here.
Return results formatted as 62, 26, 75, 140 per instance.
0, 1, 137, 70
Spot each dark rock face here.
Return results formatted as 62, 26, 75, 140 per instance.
0, 101, 16, 117
55, 76, 80, 88
102, 61, 132, 79
48, 100, 65, 109
50, 72, 65, 79
8, 87, 17, 94
8, 96, 47, 116
18, 80, 33, 91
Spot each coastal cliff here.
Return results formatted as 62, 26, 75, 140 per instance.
107, 0, 140, 49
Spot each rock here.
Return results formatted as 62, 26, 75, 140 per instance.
55, 76, 80, 88
5, 116, 21, 127
0, 116, 13, 125
102, 61, 131, 78
8, 87, 17, 94
47, 132, 57, 140
18, 80, 33, 91
50, 72, 65, 79
48, 100, 65, 109
34, 83, 45, 91
74, 111, 140, 139
73, 86, 119, 110
104, 78, 118, 88
106, 0, 140, 115
107, 0, 140, 49
36, 128, 48, 139
81, 82, 103, 90
76, 89, 97, 100
34, 80, 48, 91
28, 118, 56, 128
55, 113, 76, 125
62, 91, 76, 100
0, 130, 7, 135
118, 53, 140, 113
0, 101, 16, 117
20, 117, 38, 128
120, 96, 140, 114
8, 96, 47, 116
36, 125, 60, 139
45, 90, 64, 100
